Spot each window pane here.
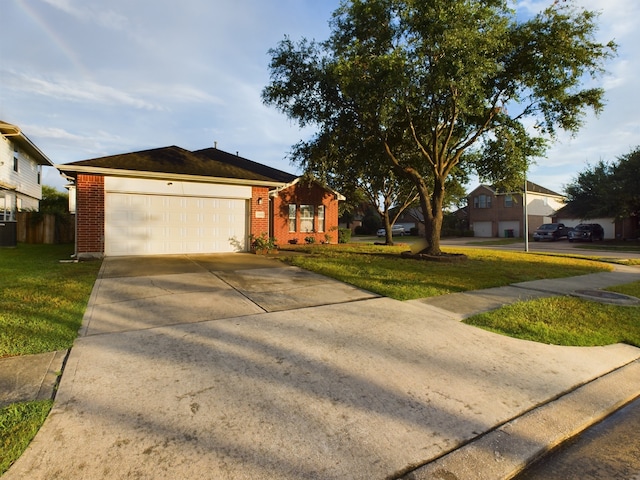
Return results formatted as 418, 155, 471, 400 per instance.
505, 195, 513, 207
288, 204, 296, 232
317, 205, 325, 232
300, 205, 314, 232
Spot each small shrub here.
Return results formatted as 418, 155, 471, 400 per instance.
305, 236, 316, 244
338, 228, 351, 243
250, 232, 277, 251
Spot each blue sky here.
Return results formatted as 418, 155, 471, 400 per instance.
1, 0, 638, 195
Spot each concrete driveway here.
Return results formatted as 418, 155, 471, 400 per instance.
6, 254, 640, 479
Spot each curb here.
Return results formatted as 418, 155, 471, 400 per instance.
402, 359, 640, 479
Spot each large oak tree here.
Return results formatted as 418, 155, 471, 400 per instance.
263, 0, 616, 254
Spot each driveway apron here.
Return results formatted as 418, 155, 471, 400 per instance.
5, 254, 640, 480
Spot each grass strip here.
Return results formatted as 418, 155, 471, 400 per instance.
0, 400, 53, 475
464, 281, 640, 347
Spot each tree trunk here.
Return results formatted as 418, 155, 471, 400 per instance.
382, 214, 394, 245
415, 174, 446, 256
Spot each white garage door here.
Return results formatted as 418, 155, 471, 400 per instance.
105, 193, 247, 256
472, 221, 493, 238
498, 221, 519, 238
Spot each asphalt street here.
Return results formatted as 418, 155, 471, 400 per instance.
515, 396, 640, 479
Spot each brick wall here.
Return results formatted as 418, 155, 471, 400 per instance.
76, 174, 104, 256
272, 182, 340, 245
250, 186, 270, 240
468, 186, 524, 237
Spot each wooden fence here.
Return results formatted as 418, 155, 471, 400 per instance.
16, 212, 75, 244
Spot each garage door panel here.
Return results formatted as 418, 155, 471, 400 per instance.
106, 193, 247, 256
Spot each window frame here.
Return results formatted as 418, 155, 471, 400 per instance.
317, 205, 325, 232
475, 194, 492, 209
288, 204, 297, 232
504, 194, 514, 208
300, 204, 314, 233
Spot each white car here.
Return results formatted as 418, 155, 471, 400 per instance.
377, 225, 406, 237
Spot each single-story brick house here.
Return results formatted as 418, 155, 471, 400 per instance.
57, 146, 344, 258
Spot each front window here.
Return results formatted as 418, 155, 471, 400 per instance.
300, 205, 314, 232
317, 205, 325, 232
288, 204, 296, 232
504, 194, 513, 207
13, 156, 18, 172
0, 194, 15, 221
474, 194, 492, 208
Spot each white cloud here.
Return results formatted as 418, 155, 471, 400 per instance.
38, 0, 130, 30
3, 71, 164, 110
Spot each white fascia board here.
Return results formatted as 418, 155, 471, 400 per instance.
55, 165, 286, 188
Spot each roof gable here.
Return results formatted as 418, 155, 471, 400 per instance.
468, 181, 563, 198
194, 148, 297, 183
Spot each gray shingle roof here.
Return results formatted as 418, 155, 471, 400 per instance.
61, 146, 295, 183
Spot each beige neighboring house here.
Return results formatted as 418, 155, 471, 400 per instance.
468, 182, 566, 238
0, 122, 53, 245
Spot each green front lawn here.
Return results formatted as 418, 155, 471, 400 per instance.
0, 244, 102, 357
281, 243, 612, 300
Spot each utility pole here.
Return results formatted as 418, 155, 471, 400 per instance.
523, 173, 529, 252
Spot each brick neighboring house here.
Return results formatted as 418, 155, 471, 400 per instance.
57, 146, 343, 257
468, 182, 566, 238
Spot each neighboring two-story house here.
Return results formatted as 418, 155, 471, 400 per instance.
0, 121, 53, 245
468, 182, 566, 238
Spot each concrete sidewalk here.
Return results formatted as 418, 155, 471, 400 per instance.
3, 256, 640, 479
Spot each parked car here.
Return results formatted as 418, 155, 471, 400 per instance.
377, 224, 406, 237
568, 223, 604, 242
533, 223, 570, 241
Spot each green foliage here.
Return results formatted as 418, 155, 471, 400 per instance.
0, 400, 53, 475
249, 232, 278, 251
565, 146, 640, 221
0, 244, 101, 356
338, 228, 351, 243
564, 160, 616, 218
263, 0, 616, 255
39, 186, 69, 215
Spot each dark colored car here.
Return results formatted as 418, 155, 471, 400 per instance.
568, 223, 604, 242
533, 223, 570, 241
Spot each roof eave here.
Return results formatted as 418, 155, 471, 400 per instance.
0, 122, 54, 166
268, 177, 346, 200
55, 165, 288, 188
